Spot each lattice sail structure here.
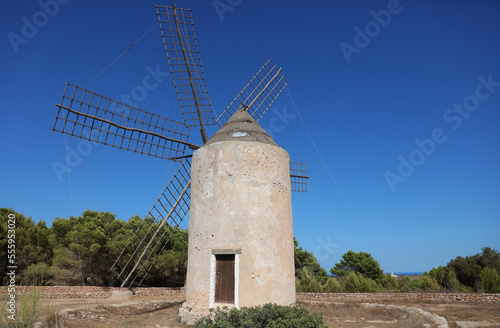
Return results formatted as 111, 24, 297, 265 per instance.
215, 59, 288, 127
112, 159, 191, 289
53, 83, 194, 160
52, 2, 309, 290
156, 4, 215, 131
290, 161, 309, 192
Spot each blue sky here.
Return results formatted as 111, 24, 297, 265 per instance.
1, 0, 499, 273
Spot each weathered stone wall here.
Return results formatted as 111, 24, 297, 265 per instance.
297, 292, 500, 303
0, 286, 185, 299
2, 286, 498, 303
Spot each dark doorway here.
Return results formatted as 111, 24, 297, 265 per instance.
215, 254, 235, 303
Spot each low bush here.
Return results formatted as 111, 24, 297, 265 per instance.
379, 273, 398, 290
322, 277, 342, 293
195, 303, 328, 328
482, 267, 500, 293
398, 276, 420, 293
418, 275, 440, 291
343, 271, 374, 293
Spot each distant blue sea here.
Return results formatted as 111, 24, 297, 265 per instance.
391, 272, 425, 276
328, 272, 425, 277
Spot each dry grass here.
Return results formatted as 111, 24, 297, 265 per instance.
34, 295, 500, 328
37, 300, 185, 328
41, 312, 75, 328
0, 285, 52, 328
303, 301, 431, 327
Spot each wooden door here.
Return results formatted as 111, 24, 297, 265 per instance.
215, 254, 235, 303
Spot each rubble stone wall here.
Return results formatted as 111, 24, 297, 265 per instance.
0, 286, 185, 299
1, 286, 498, 303
297, 292, 500, 303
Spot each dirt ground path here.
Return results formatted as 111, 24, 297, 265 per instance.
38, 296, 500, 328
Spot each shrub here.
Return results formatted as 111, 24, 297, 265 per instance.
397, 276, 420, 292
322, 277, 342, 293
445, 270, 471, 292
295, 268, 324, 293
368, 277, 382, 293
195, 303, 328, 328
428, 266, 448, 286
343, 271, 372, 293
23, 263, 51, 285
482, 267, 500, 293
379, 273, 398, 290
418, 275, 440, 291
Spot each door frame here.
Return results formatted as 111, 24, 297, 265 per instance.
210, 248, 240, 309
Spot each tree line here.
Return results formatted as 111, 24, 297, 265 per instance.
295, 243, 500, 293
0, 208, 187, 287
1, 208, 499, 293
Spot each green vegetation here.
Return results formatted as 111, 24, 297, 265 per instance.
0, 208, 187, 287
330, 250, 384, 281
294, 238, 329, 291
294, 244, 500, 293
195, 303, 328, 328
2, 207, 499, 294
427, 247, 500, 293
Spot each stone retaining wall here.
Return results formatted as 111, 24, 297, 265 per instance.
1, 286, 498, 303
297, 292, 500, 303
0, 286, 185, 299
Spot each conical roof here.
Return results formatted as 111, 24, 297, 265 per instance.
206, 109, 278, 146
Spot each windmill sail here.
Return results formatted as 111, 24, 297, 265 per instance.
52, 4, 308, 293
215, 59, 288, 127
289, 161, 309, 192
53, 83, 197, 160
112, 158, 192, 289
157, 4, 214, 142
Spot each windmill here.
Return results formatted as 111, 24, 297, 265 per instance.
52, 3, 308, 322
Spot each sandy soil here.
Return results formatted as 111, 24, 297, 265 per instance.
37, 295, 500, 328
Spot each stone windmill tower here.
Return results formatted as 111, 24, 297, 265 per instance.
51, 3, 308, 324
180, 109, 296, 322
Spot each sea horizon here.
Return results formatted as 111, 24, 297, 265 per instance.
390, 272, 425, 276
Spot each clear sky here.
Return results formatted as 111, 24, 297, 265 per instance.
1, 0, 499, 274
